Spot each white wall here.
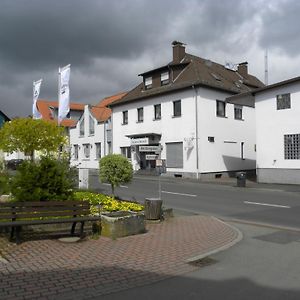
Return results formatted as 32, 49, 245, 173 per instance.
198, 87, 256, 173
112, 86, 256, 176
255, 82, 300, 170
69, 105, 107, 169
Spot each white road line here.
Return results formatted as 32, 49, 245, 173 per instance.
120, 185, 128, 189
162, 191, 197, 197
244, 201, 291, 209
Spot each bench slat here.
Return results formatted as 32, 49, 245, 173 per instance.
0, 201, 89, 207
0, 206, 90, 213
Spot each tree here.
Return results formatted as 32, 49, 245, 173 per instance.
0, 118, 66, 160
99, 154, 133, 195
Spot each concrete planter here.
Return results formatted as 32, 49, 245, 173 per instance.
100, 211, 145, 238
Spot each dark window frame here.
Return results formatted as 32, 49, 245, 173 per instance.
173, 100, 181, 117
277, 93, 291, 110
154, 104, 161, 120
216, 100, 226, 117
137, 107, 144, 122
122, 110, 128, 125
234, 105, 243, 120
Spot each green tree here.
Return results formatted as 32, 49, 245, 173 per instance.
99, 154, 133, 195
0, 118, 66, 161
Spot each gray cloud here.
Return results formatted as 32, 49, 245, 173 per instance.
0, 0, 299, 118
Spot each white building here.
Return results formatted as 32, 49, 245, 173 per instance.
69, 92, 126, 170
110, 42, 264, 179
228, 76, 300, 184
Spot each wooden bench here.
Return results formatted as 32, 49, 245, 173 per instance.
0, 201, 100, 244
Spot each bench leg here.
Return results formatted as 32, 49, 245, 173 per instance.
80, 222, 85, 238
10, 227, 15, 242
71, 222, 77, 235
15, 226, 21, 245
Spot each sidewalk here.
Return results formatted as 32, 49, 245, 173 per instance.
0, 215, 240, 300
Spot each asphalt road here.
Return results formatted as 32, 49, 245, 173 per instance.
89, 175, 300, 230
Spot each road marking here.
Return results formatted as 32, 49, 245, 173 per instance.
102, 183, 128, 189
162, 191, 197, 197
244, 201, 291, 209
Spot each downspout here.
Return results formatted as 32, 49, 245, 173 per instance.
103, 121, 106, 156
192, 85, 200, 179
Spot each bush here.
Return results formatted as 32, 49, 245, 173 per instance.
11, 156, 76, 201
0, 171, 10, 195
99, 154, 133, 195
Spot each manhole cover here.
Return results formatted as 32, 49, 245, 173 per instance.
254, 231, 300, 245
58, 237, 81, 243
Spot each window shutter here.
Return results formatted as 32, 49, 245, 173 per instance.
166, 142, 183, 168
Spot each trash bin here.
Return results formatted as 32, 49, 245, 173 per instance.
236, 172, 246, 187
144, 198, 162, 220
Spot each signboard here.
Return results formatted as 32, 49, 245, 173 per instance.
156, 159, 163, 166
139, 145, 160, 152
131, 138, 149, 145
146, 154, 158, 160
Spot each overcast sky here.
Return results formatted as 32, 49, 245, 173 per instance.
1, 0, 299, 118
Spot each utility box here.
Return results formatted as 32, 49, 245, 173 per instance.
236, 172, 246, 187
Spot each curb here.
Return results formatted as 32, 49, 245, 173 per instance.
186, 217, 243, 263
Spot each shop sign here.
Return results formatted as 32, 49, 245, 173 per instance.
146, 154, 158, 160
139, 145, 160, 152
131, 137, 149, 145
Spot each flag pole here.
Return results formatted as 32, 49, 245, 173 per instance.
58, 67, 61, 125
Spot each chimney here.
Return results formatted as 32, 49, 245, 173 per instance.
237, 62, 248, 77
172, 41, 186, 63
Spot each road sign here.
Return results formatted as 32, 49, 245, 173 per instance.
139, 145, 160, 152
146, 154, 158, 160
131, 138, 149, 145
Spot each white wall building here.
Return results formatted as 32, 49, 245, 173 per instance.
69, 92, 126, 170
111, 42, 263, 179
229, 76, 300, 184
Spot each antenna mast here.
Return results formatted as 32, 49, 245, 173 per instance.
264, 49, 268, 85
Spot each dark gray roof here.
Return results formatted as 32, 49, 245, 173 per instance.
111, 53, 264, 107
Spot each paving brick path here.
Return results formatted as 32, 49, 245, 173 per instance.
0, 215, 239, 299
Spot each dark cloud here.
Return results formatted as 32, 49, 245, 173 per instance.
0, 0, 299, 119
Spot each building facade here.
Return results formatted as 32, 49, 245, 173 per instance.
229, 76, 300, 184
111, 42, 263, 179
69, 92, 126, 170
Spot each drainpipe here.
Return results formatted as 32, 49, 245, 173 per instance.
103, 121, 106, 156
192, 85, 200, 179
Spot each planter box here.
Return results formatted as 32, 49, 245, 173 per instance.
100, 211, 145, 238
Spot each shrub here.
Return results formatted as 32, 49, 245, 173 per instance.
0, 171, 10, 195
11, 156, 76, 201
99, 154, 133, 195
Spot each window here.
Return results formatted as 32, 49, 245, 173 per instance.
89, 115, 95, 135
95, 142, 101, 159
145, 76, 152, 89
137, 107, 143, 122
83, 144, 90, 158
277, 93, 291, 110
74, 145, 79, 160
208, 136, 215, 143
122, 110, 128, 125
216, 100, 226, 117
120, 146, 131, 159
284, 134, 300, 159
107, 142, 112, 154
234, 105, 243, 120
154, 104, 161, 120
241, 142, 245, 160
161, 72, 169, 85
173, 100, 181, 117
166, 142, 183, 168
79, 118, 84, 136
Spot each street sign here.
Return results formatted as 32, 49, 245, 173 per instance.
139, 145, 160, 152
131, 138, 149, 145
156, 159, 163, 166
146, 154, 158, 160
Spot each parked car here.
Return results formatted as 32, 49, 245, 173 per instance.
6, 159, 24, 170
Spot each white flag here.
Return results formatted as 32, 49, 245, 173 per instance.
58, 64, 71, 124
32, 79, 42, 119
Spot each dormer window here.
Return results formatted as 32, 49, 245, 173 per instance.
79, 118, 84, 136
161, 71, 169, 85
145, 76, 152, 89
